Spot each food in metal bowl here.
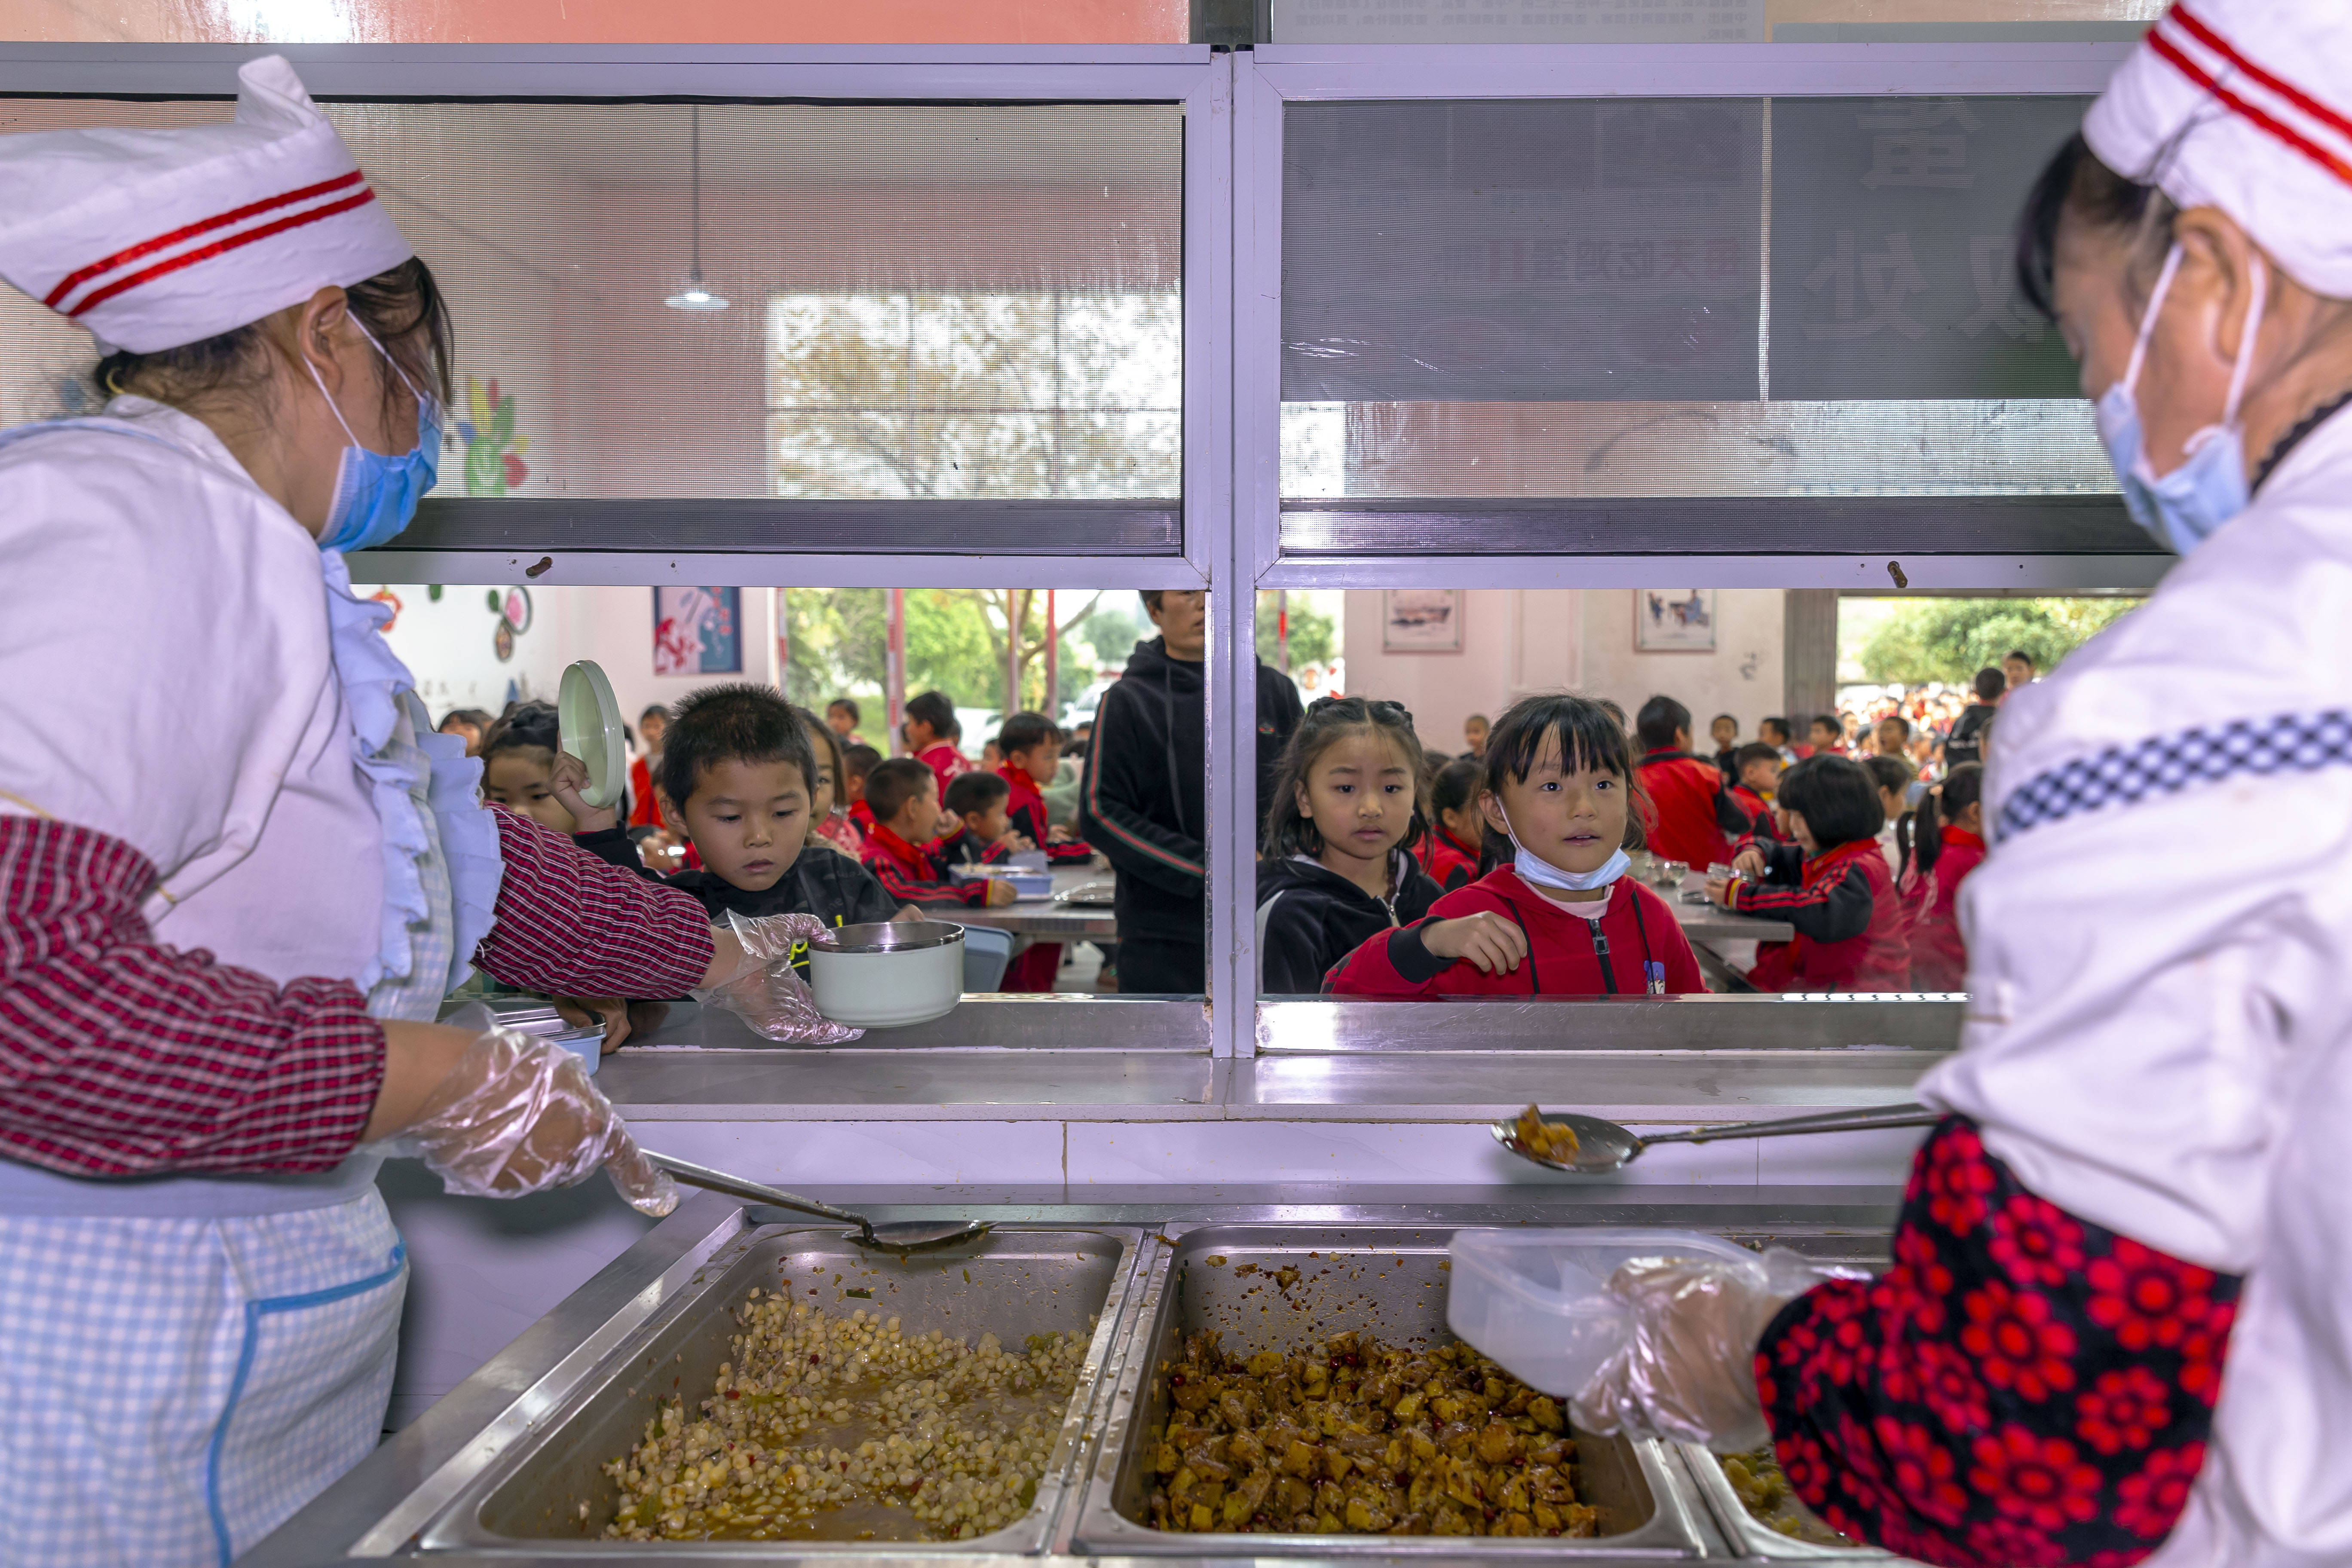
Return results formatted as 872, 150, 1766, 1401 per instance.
1719, 1446, 1858, 1547
602, 1291, 1090, 1542
1145, 1328, 1601, 1537
1512, 1104, 1582, 1162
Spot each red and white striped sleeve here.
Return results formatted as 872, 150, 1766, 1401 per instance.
475, 807, 715, 998
0, 816, 384, 1177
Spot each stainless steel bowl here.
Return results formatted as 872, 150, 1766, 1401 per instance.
807, 919, 966, 955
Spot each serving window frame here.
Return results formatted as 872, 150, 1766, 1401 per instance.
0, 40, 2148, 1062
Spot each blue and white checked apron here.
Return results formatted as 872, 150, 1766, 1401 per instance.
0, 465, 505, 1566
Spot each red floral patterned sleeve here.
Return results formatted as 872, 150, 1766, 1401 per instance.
1755, 1118, 2239, 1568
474, 807, 715, 998
0, 817, 383, 1177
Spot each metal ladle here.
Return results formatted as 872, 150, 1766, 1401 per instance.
1494, 1103, 1945, 1176
649, 1152, 991, 1254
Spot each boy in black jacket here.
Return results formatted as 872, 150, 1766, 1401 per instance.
573, 684, 901, 973
1078, 588, 1305, 992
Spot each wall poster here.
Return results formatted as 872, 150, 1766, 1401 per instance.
654, 586, 744, 676
1635, 588, 1718, 652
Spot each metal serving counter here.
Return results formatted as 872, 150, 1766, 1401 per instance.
255, 1189, 1900, 1567
377, 995, 1957, 1428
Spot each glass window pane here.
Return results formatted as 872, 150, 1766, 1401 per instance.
1269, 0, 2150, 45
0, 100, 1183, 503
1280, 95, 2110, 504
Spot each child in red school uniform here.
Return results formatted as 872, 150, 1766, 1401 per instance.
1256, 697, 1447, 994
1327, 693, 1705, 998
1706, 754, 1908, 992
1632, 695, 1743, 875
1415, 758, 1486, 893
794, 704, 867, 859
902, 689, 971, 800
842, 744, 881, 843
858, 757, 1017, 913
994, 712, 1095, 991
1906, 762, 1985, 992
1725, 743, 1787, 844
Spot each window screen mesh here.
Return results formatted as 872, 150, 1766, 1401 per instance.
0, 100, 1183, 502
1280, 96, 2110, 501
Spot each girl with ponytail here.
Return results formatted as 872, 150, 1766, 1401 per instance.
1907, 762, 1985, 991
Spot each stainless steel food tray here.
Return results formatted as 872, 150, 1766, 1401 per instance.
1675, 1445, 1897, 1561
416, 1220, 1147, 1556
1069, 1224, 1710, 1559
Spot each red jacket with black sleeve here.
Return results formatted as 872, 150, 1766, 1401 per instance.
860, 823, 994, 908
998, 765, 1091, 864
1730, 836, 1909, 991
1727, 784, 1786, 843
1414, 827, 1482, 893
1327, 868, 1705, 998
1905, 826, 1985, 990
1635, 749, 1740, 872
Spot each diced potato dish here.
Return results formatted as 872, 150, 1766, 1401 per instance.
1146, 1328, 1601, 1538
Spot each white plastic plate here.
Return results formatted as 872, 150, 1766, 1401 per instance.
557, 659, 626, 810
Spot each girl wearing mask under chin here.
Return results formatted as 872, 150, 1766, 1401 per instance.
1326, 692, 1705, 997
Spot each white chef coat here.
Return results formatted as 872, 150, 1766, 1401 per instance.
1920, 407, 2352, 1567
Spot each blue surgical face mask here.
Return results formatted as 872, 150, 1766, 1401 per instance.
306, 323, 443, 554
2094, 244, 2268, 556
1497, 802, 1629, 893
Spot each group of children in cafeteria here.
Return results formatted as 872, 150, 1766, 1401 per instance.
472, 683, 1086, 991
1261, 690, 1985, 998
468, 675, 1982, 1004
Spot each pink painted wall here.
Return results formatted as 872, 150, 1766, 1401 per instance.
0, 0, 1184, 44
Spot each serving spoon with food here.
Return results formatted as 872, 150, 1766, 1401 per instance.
648, 1151, 990, 1254
1494, 1103, 1945, 1176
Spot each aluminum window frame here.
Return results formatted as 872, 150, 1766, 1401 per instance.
1219, 44, 2162, 1042
0, 43, 1237, 1051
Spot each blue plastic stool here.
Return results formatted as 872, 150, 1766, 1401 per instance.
960, 925, 1016, 992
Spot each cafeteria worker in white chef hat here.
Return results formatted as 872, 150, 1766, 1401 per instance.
0, 58, 828, 1567
1566, 3, 2352, 1565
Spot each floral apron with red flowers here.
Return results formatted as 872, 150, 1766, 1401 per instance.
1754, 1118, 2240, 1568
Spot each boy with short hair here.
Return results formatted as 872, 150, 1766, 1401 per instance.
826, 697, 865, 746
1759, 716, 1799, 765
939, 771, 1032, 864
902, 690, 970, 799
1728, 742, 1787, 842
861, 758, 1017, 910
572, 683, 903, 970
842, 743, 882, 841
996, 712, 1093, 865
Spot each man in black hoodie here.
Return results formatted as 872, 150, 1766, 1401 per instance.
1079, 589, 1305, 992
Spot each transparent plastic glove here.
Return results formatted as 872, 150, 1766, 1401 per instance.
1570, 1248, 1847, 1452
689, 910, 862, 1044
380, 1007, 678, 1218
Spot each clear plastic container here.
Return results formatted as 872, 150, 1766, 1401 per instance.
1446, 1228, 1760, 1397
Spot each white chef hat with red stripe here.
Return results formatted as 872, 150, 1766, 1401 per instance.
0, 54, 410, 354
2087, 0, 2352, 298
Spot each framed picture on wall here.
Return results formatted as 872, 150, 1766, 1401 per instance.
1381, 588, 1463, 652
1635, 589, 1718, 652
653, 586, 744, 676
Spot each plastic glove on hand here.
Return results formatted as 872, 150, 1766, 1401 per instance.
382, 1015, 678, 1218
1570, 1248, 1846, 1452
691, 910, 862, 1044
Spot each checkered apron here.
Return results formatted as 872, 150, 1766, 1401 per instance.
0, 1195, 407, 1568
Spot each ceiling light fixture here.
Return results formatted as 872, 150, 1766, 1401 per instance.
665, 105, 729, 312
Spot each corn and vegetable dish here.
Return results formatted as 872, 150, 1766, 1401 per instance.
602, 1292, 1090, 1542
1512, 1105, 1582, 1162
1145, 1328, 1602, 1537
1719, 1446, 1857, 1547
